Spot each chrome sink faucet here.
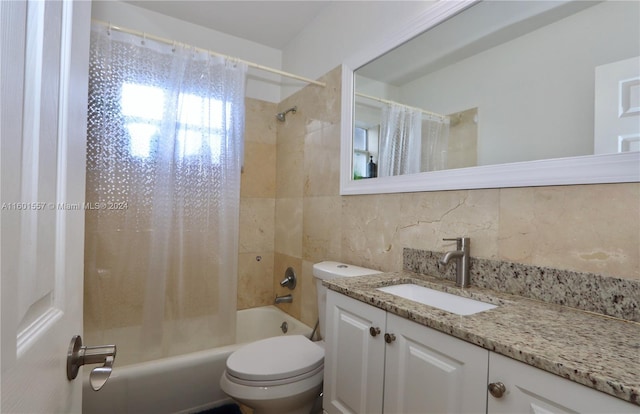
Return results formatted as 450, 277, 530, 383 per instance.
439, 237, 470, 287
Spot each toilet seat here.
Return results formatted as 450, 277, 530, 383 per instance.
225, 335, 323, 386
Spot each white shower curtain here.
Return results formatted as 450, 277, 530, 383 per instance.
378, 104, 422, 176
85, 25, 246, 363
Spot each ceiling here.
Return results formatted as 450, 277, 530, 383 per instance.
125, 1, 331, 49
356, 0, 599, 86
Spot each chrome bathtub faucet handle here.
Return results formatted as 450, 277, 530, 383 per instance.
279, 267, 297, 290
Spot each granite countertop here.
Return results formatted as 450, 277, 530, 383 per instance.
323, 271, 640, 405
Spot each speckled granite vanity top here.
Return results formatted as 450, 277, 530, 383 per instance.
324, 271, 640, 405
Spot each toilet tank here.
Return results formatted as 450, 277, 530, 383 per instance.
313, 261, 382, 339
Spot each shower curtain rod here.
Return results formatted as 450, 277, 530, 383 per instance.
91, 19, 327, 87
355, 92, 448, 120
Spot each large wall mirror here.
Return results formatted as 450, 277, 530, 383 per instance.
340, 0, 640, 195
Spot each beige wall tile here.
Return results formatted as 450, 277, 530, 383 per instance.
340, 194, 401, 271
245, 98, 277, 145
304, 124, 341, 197
498, 183, 640, 279
241, 141, 276, 198
238, 198, 275, 254
303, 196, 342, 263
236, 98, 277, 313
236, 97, 278, 312
237, 252, 275, 309
276, 130, 304, 198
340, 190, 500, 272
297, 66, 342, 129
275, 197, 303, 257
339, 181, 640, 281
239, 98, 281, 314
305, 121, 341, 150
270, 68, 343, 323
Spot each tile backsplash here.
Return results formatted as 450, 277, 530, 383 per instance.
404, 248, 640, 322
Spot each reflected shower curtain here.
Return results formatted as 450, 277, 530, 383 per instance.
421, 114, 450, 172
378, 104, 422, 176
85, 25, 247, 364
378, 104, 449, 176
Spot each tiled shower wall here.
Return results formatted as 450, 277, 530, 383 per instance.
271, 68, 343, 327
268, 65, 640, 328
237, 98, 278, 309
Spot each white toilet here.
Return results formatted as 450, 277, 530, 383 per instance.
220, 261, 381, 414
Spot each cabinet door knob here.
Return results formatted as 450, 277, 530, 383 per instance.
369, 327, 381, 337
488, 382, 506, 398
384, 333, 396, 343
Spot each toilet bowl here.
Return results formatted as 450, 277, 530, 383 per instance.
220, 261, 381, 414
220, 335, 324, 414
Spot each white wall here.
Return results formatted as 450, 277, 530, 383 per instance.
399, 1, 640, 165
355, 75, 401, 102
281, 1, 438, 99
91, 1, 284, 102
91, 1, 443, 102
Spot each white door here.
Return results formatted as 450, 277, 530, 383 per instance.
594, 56, 640, 154
1, 1, 90, 413
383, 313, 489, 414
323, 291, 386, 414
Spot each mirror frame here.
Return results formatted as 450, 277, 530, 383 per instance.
340, 0, 640, 195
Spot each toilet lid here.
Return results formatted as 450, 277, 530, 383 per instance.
226, 335, 324, 382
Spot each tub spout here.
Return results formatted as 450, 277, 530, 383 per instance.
275, 294, 293, 304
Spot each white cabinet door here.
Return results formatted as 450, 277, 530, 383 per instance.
383, 313, 489, 414
1, 1, 90, 413
488, 353, 638, 414
324, 291, 386, 414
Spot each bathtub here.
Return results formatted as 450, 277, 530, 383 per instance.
83, 306, 312, 414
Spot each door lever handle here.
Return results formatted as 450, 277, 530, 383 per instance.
67, 335, 117, 391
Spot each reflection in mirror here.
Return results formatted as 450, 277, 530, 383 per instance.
354, 94, 451, 178
351, 0, 640, 182
447, 107, 478, 169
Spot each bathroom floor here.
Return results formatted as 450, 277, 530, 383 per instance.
195, 403, 244, 414
238, 404, 253, 414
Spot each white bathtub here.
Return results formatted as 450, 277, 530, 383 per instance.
83, 306, 312, 414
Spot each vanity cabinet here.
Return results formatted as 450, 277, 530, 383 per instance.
487, 353, 637, 414
324, 290, 638, 414
323, 291, 489, 414
383, 312, 489, 413
323, 290, 386, 414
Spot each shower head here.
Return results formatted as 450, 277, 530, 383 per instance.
276, 106, 297, 122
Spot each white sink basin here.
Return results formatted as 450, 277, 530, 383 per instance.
377, 284, 497, 316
